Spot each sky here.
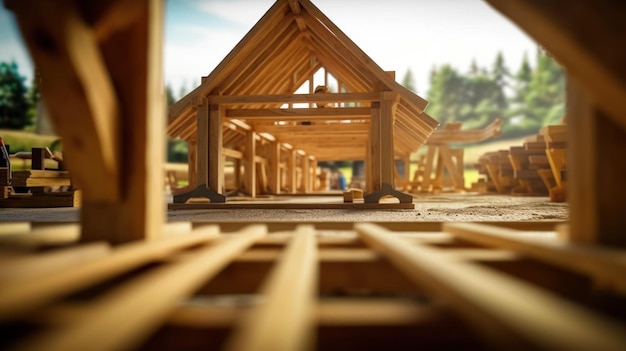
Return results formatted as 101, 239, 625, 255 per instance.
1, 0, 538, 98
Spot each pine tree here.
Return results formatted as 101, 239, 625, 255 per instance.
401, 68, 416, 93
0, 61, 31, 130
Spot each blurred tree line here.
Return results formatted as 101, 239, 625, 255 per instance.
416, 48, 565, 138
0, 61, 37, 130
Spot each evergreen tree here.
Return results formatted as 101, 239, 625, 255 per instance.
426, 64, 466, 124
401, 68, 416, 93
27, 69, 41, 124
0, 61, 31, 130
165, 84, 176, 107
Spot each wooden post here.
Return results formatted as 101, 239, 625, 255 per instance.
302, 154, 310, 193
364, 92, 412, 204
380, 91, 397, 186
567, 79, 626, 246
187, 140, 197, 189
368, 102, 381, 192
8, 0, 167, 243
208, 104, 223, 193
31, 148, 46, 170
196, 101, 209, 186
269, 141, 281, 194
289, 149, 297, 193
245, 130, 257, 197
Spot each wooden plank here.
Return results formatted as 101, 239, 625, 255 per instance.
226, 107, 371, 120
168, 298, 441, 328
15, 225, 266, 351
355, 223, 626, 350
7, 0, 120, 203
207, 92, 379, 105
9, 177, 72, 187
11, 170, 70, 178
0, 242, 110, 284
443, 223, 626, 294
0, 224, 222, 322
225, 225, 317, 351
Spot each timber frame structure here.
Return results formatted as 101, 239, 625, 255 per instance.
2, 0, 626, 350
167, 0, 438, 204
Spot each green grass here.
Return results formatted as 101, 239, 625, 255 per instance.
0, 129, 59, 153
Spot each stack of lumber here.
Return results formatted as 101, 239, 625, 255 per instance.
0, 221, 625, 351
474, 150, 514, 194
0, 148, 79, 208
1, 169, 79, 208
473, 125, 567, 201
539, 125, 568, 202
508, 134, 552, 196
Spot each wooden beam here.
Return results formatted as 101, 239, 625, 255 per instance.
7, 0, 120, 203
16, 225, 266, 351
355, 223, 626, 350
567, 79, 626, 246
254, 122, 369, 134
208, 92, 378, 105
443, 223, 626, 294
225, 225, 317, 351
226, 107, 370, 120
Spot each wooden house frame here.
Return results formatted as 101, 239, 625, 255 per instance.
2, 0, 626, 349
167, 0, 439, 203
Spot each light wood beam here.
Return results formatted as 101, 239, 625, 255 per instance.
225, 225, 317, 351
356, 223, 626, 350
208, 92, 378, 105
7, 0, 120, 204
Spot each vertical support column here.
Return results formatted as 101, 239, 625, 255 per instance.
404, 154, 411, 190
380, 91, 397, 186
365, 91, 412, 204
245, 130, 257, 197
196, 100, 209, 186
303, 154, 310, 193
311, 157, 318, 191
289, 149, 297, 193
369, 102, 381, 192
208, 104, 223, 193
567, 79, 626, 246
31, 148, 46, 170
269, 141, 281, 194
82, 0, 165, 243
174, 99, 224, 203
187, 140, 197, 189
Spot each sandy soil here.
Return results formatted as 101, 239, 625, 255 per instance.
0, 193, 568, 223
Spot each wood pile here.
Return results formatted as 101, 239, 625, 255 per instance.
0, 148, 79, 208
472, 124, 568, 202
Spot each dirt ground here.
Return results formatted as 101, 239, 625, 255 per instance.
0, 193, 568, 223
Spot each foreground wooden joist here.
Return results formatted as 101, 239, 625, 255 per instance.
0, 221, 624, 351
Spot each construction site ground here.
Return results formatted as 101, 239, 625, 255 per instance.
0, 193, 568, 223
